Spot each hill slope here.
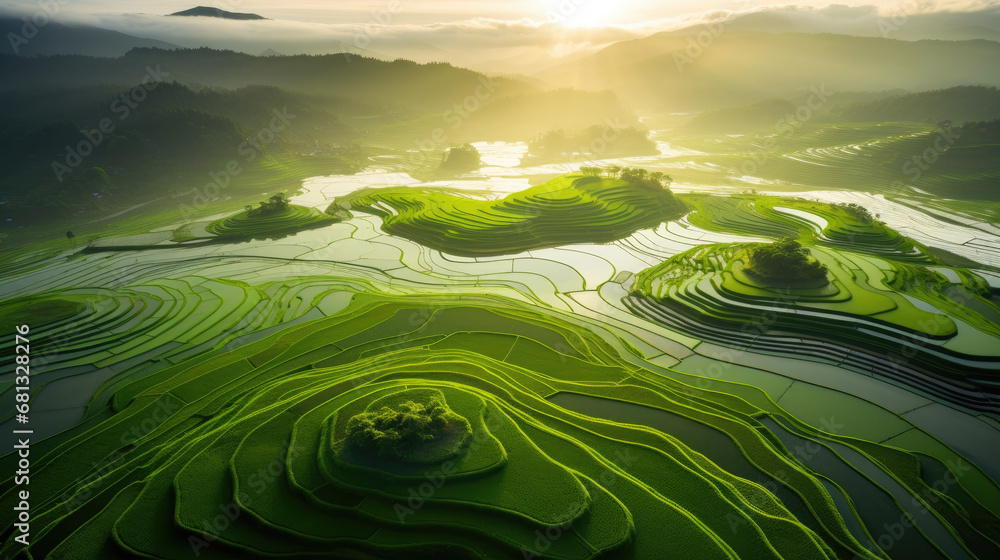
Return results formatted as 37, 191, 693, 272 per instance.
545, 31, 1000, 112
0, 48, 536, 111
828, 86, 1000, 124
0, 17, 179, 57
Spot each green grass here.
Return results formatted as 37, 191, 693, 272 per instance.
0, 297, 89, 334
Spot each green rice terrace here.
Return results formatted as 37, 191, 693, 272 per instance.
2, 156, 1000, 560
202, 196, 338, 239
333, 171, 686, 257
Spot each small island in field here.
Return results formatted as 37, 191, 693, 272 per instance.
742, 237, 829, 286
205, 193, 337, 239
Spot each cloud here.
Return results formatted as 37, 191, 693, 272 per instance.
2, 2, 999, 73
0, 9, 643, 71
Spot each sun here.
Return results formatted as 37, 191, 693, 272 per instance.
541, 0, 624, 27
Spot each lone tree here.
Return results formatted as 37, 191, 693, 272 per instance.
744, 238, 827, 284
344, 398, 471, 463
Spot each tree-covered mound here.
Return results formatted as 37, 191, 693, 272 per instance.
743, 238, 828, 285
439, 143, 481, 171
333, 169, 686, 257
342, 394, 472, 463
205, 194, 337, 238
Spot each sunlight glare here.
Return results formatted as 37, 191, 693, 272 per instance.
541, 0, 624, 27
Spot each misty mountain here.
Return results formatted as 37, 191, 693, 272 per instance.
0, 80, 369, 220
461, 88, 639, 140
678, 86, 1000, 135
169, 7, 267, 20
0, 48, 537, 112
544, 31, 1000, 112
827, 86, 1000, 125
0, 82, 360, 144
364, 87, 641, 146
0, 17, 179, 57
686, 6, 1000, 42
680, 98, 797, 134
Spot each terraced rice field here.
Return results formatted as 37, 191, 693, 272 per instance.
4, 293, 1000, 559
204, 204, 338, 239
2, 137, 999, 560
336, 173, 687, 257
656, 122, 1000, 203
629, 240, 1000, 413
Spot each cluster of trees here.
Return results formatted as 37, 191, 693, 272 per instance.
344, 399, 466, 463
958, 118, 1000, 133
439, 143, 481, 171
245, 193, 290, 217
744, 238, 828, 284
580, 165, 673, 191
835, 202, 876, 223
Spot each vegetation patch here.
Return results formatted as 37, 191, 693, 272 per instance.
439, 143, 482, 172
743, 238, 829, 286
341, 394, 472, 463
0, 297, 87, 333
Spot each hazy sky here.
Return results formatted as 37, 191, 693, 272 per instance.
7, 1, 996, 27
3, 1, 998, 72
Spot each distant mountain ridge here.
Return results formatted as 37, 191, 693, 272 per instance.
680, 98, 796, 134
0, 47, 537, 112
664, 6, 1000, 42
544, 31, 1000, 112
0, 17, 178, 57
678, 86, 1000, 134
828, 86, 1000, 124
168, 6, 267, 20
